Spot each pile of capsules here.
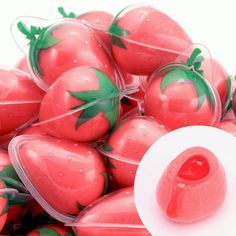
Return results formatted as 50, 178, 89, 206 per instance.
0, 3, 235, 235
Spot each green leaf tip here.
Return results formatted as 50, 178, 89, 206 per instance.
69, 68, 119, 129
58, 7, 76, 18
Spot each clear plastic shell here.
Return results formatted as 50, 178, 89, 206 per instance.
8, 135, 108, 223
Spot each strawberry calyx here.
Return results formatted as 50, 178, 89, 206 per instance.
161, 48, 215, 110
17, 21, 61, 77
76, 201, 85, 212
36, 227, 61, 236
68, 68, 120, 129
58, 7, 76, 18
109, 7, 129, 49
101, 172, 110, 194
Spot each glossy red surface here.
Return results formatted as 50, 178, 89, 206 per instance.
0, 68, 44, 136
157, 146, 226, 223
74, 187, 150, 236
16, 135, 106, 215
37, 21, 116, 86
110, 5, 192, 75
104, 117, 168, 187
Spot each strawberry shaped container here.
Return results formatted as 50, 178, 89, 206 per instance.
98, 116, 168, 187
0, 66, 44, 144
108, 4, 192, 76
8, 135, 108, 223
156, 146, 226, 223
12, 17, 124, 91
36, 66, 126, 142
57, 6, 113, 50
144, 47, 222, 130
70, 187, 150, 236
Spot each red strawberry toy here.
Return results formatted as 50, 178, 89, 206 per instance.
8, 135, 108, 219
39, 67, 120, 142
73, 187, 150, 236
100, 116, 168, 187
144, 48, 221, 130
58, 7, 113, 49
0, 67, 44, 136
157, 146, 226, 223
26, 224, 75, 236
109, 4, 192, 75
17, 18, 118, 90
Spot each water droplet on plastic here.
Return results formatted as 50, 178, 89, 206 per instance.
143, 131, 148, 136
49, 153, 54, 158
58, 172, 63, 177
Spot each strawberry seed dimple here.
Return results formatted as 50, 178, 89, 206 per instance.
73, 59, 78, 64
78, 168, 83, 173
134, 149, 138, 153
67, 156, 72, 161
129, 170, 134, 174
85, 40, 89, 44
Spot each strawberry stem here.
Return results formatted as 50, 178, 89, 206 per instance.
17, 21, 47, 43
58, 7, 76, 18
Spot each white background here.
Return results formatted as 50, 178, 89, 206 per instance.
0, 0, 236, 74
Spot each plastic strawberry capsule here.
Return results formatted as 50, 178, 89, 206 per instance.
156, 146, 227, 223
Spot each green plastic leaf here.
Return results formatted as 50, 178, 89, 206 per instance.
101, 172, 109, 195
103, 143, 113, 151
186, 48, 202, 66
69, 91, 102, 102
37, 228, 60, 236
58, 7, 76, 18
109, 24, 129, 49
226, 75, 232, 102
161, 68, 215, 110
76, 105, 100, 127
109, 24, 129, 37
37, 32, 61, 49
110, 35, 127, 49
161, 68, 190, 93
104, 156, 116, 169
68, 68, 119, 129
0, 164, 19, 181
76, 201, 85, 211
